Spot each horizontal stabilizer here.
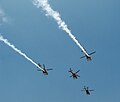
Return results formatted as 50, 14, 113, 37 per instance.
46, 69, 53, 71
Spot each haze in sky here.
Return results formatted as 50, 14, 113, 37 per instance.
0, 7, 7, 24
0, 0, 120, 102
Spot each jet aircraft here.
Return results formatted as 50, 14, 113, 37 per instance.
80, 50, 96, 61
81, 86, 94, 95
37, 64, 53, 75
68, 68, 80, 79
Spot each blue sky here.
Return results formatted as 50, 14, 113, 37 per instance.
0, 0, 120, 102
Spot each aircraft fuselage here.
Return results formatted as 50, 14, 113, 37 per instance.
42, 69, 48, 75
72, 73, 78, 79
85, 54, 92, 61
86, 90, 90, 95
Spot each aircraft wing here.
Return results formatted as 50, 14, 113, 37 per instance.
89, 90, 94, 91
77, 75, 80, 77
89, 51, 96, 55
76, 70, 80, 73
80, 56, 86, 59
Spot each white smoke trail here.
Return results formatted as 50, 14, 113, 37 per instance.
0, 35, 44, 71
33, 0, 89, 56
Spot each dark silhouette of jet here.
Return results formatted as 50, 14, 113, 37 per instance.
68, 68, 80, 79
81, 86, 94, 95
37, 64, 53, 75
80, 51, 96, 61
